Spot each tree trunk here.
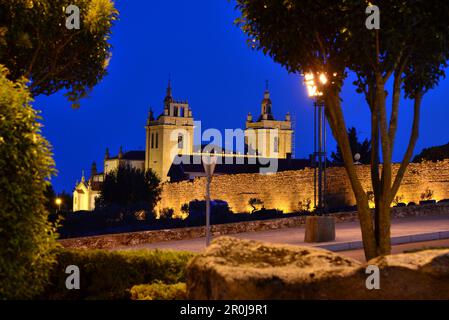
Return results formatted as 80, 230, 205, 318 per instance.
377, 204, 391, 255
320, 72, 420, 260
373, 75, 393, 256
369, 93, 381, 248
356, 199, 377, 260
390, 92, 423, 200
324, 90, 377, 260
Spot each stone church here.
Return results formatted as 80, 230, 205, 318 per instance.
73, 81, 302, 211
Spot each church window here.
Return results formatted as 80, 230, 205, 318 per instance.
174, 106, 178, 117
178, 134, 184, 149
274, 137, 279, 153
151, 133, 154, 149
179, 107, 184, 117
155, 132, 159, 148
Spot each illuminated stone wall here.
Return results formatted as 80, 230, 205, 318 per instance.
157, 160, 449, 216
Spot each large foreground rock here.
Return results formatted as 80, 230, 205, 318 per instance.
186, 236, 449, 299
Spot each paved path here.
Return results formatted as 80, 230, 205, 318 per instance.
339, 238, 449, 262
121, 215, 449, 253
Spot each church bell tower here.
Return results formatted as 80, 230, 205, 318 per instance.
145, 80, 194, 181
245, 84, 293, 158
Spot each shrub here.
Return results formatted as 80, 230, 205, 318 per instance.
159, 207, 175, 219
297, 199, 312, 212
420, 188, 434, 201
186, 199, 232, 224
130, 282, 186, 300
0, 66, 57, 299
181, 203, 190, 215
248, 198, 264, 213
393, 195, 404, 206
42, 248, 195, 300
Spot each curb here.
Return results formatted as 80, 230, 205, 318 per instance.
315, 230, 449, 252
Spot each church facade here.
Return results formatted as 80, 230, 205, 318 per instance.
72, 148, 146, 211
73, 82, 293, 211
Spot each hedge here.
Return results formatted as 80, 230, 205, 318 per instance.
0, 65, 57, 299
42, 248, 194, 300
130, 282, 187, 300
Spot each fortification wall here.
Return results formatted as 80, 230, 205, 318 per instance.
157, 160, 449, 215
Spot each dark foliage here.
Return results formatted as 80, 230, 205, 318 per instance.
96, 164, 161, 218
0, 0, 118, 106
58, 198, 303, 239
331, 127, 371, 164
413, 142, 449, 163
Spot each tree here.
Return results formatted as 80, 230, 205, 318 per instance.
44, 184, 57, 213
58, 190, 73, 212
235, 0, 449, 259
248, 198, 264, 213
0, 1, 117, 298
96, 164, 162, 218
413, 142, 449, 162
0, 0, 118, 106
0, 66, 57, 299
331, 127, 371, 165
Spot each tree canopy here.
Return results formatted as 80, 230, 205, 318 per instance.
235, 0, 449, 259
235, 1, 449, 97
0, 0, 118, 106
413, 142, 449, 163
331, 127, 371, 165
96, 164, 162, 214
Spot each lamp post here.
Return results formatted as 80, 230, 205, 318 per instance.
302, 72, 335, 243
202, 154, 217, 246
55, 197, 62, 213
304, 73, 328, 214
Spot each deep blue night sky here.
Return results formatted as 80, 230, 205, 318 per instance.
35, 1, 449, 193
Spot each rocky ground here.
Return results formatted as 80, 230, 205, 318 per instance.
186, 236, 449, 300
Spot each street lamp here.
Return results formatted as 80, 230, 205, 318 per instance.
304, 72, 328, 214
55, 197, 62, 213
202, 154, 217, 246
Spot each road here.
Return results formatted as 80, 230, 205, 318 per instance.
120, 215, 449, 259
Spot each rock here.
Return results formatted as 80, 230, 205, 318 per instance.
186, 236, 449, 299
186, 236, 364, 299
366, 250, 449, 299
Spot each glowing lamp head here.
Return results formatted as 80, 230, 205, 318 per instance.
304, 72, 327, 97
304, 73, 318, 97
55, 198, 62, 206
319, 74, 328, 85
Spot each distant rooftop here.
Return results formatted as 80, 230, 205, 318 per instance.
167, 155, 311, 182
108, 150, 145, 161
